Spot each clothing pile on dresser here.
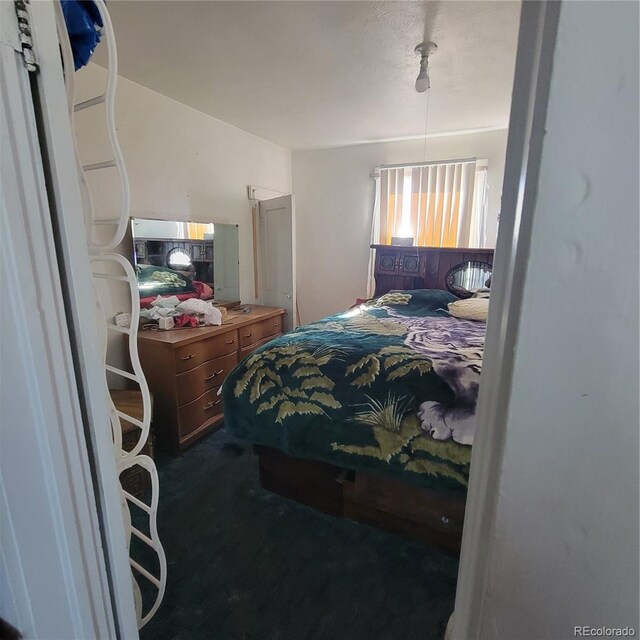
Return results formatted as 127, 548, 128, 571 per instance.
140, 296, 223, 327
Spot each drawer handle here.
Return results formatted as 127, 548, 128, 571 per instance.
274, 322, 280, 327
244, 332, 253, 338
204, 369, 224, 381
226, 338, 236, 345
204, 400, 221, 410
180, 354, 194, 360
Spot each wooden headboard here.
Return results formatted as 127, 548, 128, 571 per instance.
370, 244, 494, 297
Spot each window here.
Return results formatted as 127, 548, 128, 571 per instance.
374, 159, 488, 249
366, 158, 488, 297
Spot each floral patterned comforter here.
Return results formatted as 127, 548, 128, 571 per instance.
222, 290, 486, 492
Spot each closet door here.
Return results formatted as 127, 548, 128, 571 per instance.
0, 5, 125, 636
28, 0, 164, 632
259, 194, 297, 330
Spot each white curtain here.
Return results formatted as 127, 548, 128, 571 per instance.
409, 161, 477, 247
371, 159, 488, 249
469, 162, 489, 248
366, 173, 381, 298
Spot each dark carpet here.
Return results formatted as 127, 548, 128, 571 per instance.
138, 428, 458, 640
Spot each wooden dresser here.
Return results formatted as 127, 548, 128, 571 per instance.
371, 245, 494, 297
137, 305, 285, 452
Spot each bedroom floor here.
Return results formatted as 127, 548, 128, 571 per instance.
139, 428, 459, 640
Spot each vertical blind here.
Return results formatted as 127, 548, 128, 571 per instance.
377, 159, 487, 248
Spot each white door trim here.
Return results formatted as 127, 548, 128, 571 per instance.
1, 2, 139, 637
27, 1, 140, 636
451, 1, 561, 637
0, 32, 121, 639
258, 194, 298, 329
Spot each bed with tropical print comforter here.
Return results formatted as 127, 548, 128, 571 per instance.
222, 289, 486, 494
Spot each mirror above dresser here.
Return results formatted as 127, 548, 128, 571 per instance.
131, 218, 240, 304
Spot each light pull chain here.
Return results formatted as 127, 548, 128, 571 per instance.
422, 89, 431, 163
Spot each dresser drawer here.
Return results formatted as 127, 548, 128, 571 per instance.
240, 333, 283, 358
176, 351, 238, 406
260, 315, 284, 339
239, 315, 284, 349
178, 387, 223, 438
174, 330, 239, 373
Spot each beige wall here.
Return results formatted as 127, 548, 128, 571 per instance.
75, 64, 507, 334
292, 129, 508, 323
474, 1, 639, 637
75, 63, 291, 304
74, 64, 291, 376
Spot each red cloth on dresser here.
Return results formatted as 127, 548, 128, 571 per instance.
174, 314, 199, 328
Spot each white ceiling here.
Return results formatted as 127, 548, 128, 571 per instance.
95, 1, 521, 150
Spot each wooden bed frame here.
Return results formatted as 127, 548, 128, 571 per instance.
255, 245, 494, 555
255, 445, 466, 554
370, 244, 494, 298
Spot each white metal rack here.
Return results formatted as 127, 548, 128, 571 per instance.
55, 0, 166, 628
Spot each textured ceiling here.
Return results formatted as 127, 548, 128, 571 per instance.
95, 1, 521, 150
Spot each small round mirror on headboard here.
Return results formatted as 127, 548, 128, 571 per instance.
166, 247, 195, 279
445, 261, 493, 298
166, 248, 191, 270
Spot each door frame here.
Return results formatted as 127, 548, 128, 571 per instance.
247, 184, 291, 304
0, 2, 139, 637
451, 1, 561, 636
0, 8, 136, 640
30, 1, 141, 635
258, 193, 298, 329
250, 190, 298, 329
1, 0, 561, 635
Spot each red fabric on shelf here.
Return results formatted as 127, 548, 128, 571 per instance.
192, 281, 205, 298
199, 282, 214, 300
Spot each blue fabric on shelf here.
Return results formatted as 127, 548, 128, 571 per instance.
61, 0, 103, 70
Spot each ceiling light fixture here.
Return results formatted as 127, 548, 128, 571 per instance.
414, 42, 437, 93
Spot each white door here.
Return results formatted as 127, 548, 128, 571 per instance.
0, 3, 136, 636
259, 195, 297, 331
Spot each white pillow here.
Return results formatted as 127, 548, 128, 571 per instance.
448, 297, 490, 322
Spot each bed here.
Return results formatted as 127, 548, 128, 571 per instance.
222, 262, 490, 554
